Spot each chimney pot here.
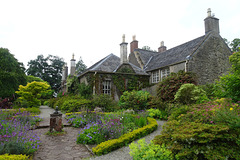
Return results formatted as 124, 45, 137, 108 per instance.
130, 35, 138, 53
204, 8, 219, 34
158, 41, 167, 53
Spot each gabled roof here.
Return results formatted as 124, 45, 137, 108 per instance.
134, 49, 157, 65
79, 53, 148, 77
141, 35, 206, 71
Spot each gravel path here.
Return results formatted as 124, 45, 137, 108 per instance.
88, 120, 166, 160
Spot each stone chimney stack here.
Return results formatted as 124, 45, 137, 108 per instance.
158, 41, 167, 53
204, 8, 219, 34
130, 35, 138, 53
70, 53, 76, 76
65, 63, 68, 79
120, 34, 128, 63
61, 64, 66, 81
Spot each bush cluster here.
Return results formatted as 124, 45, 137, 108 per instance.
157, 71, 196, 102
153, 99, 240, 159
129, 139, 173, 160
119, 90, 152, 111
174, 83, 209, 104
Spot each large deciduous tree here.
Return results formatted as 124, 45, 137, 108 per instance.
0, 48, 27, 98
230, 38, 240, 52
26, 55, 65, 92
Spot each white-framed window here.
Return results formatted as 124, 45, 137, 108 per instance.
152, 70, 160, 83
161, 68, 170, 80
102, 80, 111, 95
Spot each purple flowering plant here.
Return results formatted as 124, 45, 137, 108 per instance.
0, 109, 41, 155
74, 112, 148, 145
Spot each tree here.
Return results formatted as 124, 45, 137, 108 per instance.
27, 75, 44, 83
0, 48, 27, 98
230, 38, 240, 52
26, 55, 65, 92
15, 81, 52, 107
214, 51, 240, 102
76, 57, 87, 74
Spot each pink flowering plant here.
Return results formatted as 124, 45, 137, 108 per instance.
0, 110, 41, 155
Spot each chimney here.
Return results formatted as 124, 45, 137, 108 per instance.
204, 8, 219, 34
130, 35, 138, 53
158, 41, 167, 53
70, 53, 76, 76
61, 64, 66, 81
120, 34, 128, 63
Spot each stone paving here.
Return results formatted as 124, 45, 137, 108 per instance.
33, 106, 92, 160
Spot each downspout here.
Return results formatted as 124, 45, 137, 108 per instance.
185, 55, 190, 72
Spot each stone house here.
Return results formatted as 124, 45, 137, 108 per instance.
63, 9, 232, 99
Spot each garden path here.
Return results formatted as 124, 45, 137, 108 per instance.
33, 106, 92, 160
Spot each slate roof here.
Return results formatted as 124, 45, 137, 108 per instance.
139, 35, 206, 71
79, 53, 148, 76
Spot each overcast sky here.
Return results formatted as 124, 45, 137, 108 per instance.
0, 0, 239, 70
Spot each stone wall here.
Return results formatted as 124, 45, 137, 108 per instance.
188, 34, 232, 85
142, 84, 158, 96
170, 62, 185, 73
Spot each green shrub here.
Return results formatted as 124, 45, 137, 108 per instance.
77, 83, 92, 99
0, 154, 30, 160
174, 83, 209, 104
129, 139, 173, 160
48, 98, 58, 108
15, 81, 52, 107
61, 99, 91, 112
157, 71, 197, 103
91, 94, 118, 112
199, 83, 216, 99
119, 90, 152, 111
153, 120, 240, 160
147, 108, 168, 120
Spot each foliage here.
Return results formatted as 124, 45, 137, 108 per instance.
61, 99, 91, 112
0, 154, 30, 160
153, 99, 240, 159
230, 38, 240, 52
213, 51, 240, 102
92, 117, 157, 156
45, 130, 66, 136
77, 83, 92, 99
0, 48, 27, 98
199, 83, 216, 99
0, 98, 13, 109
142, 46, 156, 52
75, 56, 87, 74
129, 139, 173, 160
26, 54, 65, 92
147, 108, 168, 120
119, 90, 152, 111
0, 110, 41, 155
91, 94, 117, 112
26, 75, 44, 83
157, 71, 197, 102
15, 81, 52, 107
229, 50, 240, 74
174, 83, 209, 104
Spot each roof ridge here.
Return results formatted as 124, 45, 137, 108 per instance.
91, 53, 115, 71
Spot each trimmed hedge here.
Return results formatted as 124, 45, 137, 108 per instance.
92, 117, 158, 156
0, 154, 30, 160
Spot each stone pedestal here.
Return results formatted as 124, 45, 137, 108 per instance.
50, 113, 63, 132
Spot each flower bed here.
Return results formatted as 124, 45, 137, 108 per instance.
92, 117, 157, 155
66, 111, 158, 155
0, 109, 41, 156
0, 154, 31, 160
